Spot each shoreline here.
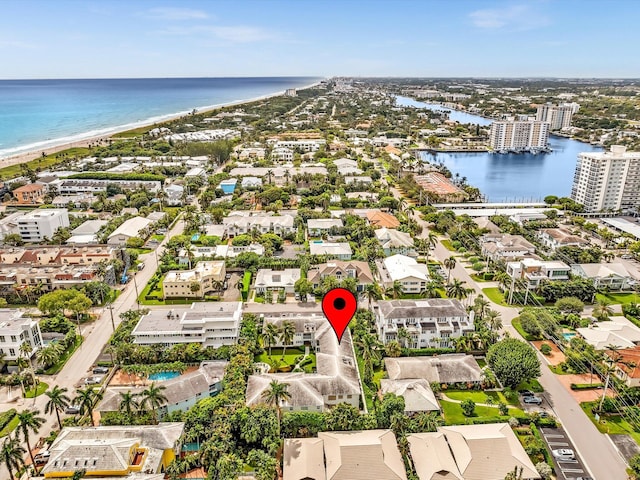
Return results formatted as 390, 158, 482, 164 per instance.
0, 80, 323, 169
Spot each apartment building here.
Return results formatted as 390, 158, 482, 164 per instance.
0, 309, 43, 360
570, 145, 640, 212
536, 103, 576, 130
489, 121, 550, 152
58, 179, 161, 194
222, 212, 296, 237
374, 299, 473, 349
162, 260, 226, 299
273, 139, 326, 152
131, 302, 242, 348
376, 254, 429, 294
480, 233, 536, 262
16, 209, 70, 242
506, 258, 571, 288
12, 184, 45, 204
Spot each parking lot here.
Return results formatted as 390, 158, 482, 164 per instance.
539, 427, 591, 480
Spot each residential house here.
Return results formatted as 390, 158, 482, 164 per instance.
307, 260, 374, 293
185, 167, 207, 180
12, 184, 45, 204
509, 212, 549, 225
375, 228, 416, 256
344, 175, 372, 185
271, 147, 294, 162
380, 379, 439, 414
415, 172, 468, 203
607, 346, 640, 388
376, 254, 429, 293
309, 241, 353, 260
16, 208, 70, 242
66, 219, 108, 244
52, 193, 97, 208
107, 216, 152, 246
41, 423, 185, 479
366, 210, 401, 229
97, 361, 228, 417
480, 234, 536, 262
164, 184, 184, 206
58, 179, 161, 194
577, 316, 640, 350
571, 263, 636, 290
222, 212, 296, 237
506, 258, 571, 288
131, 302, 242, 348
307, 218, 343, 237
163, 261, 226, 299
254, 268, 301, 294
241, 176, 262, 189
0, 212, 21, 242
384, 354, 483, 385
408, 424, 540, 480
375, 300, 473, 349
284, 430, 407, 480
218, 178, 238, 195
0, 309, 43, 361
538, 228, 588, 250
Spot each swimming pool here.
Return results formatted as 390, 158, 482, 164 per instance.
148, 371, 180, 381
562, 332, 576, 341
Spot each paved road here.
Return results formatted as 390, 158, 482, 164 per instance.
0, 217, 184, 479
386, 182, 628, 480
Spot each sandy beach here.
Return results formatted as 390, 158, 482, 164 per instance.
0, 81, 323, 172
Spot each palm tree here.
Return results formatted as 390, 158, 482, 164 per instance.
485, 309, 503, 333
593, 299, 614, 321
280, 321, 296, 359
262, 323, 280, 357
74, 386, 103, 427
397, 327, 410, 349
0, 435, 25, 480
386, 280, 404, 299
140, 382, 168, 424
119, 391, 140, 418
443, 256, 456, 283
364, 283, 383, 307
446, 279, 469, 300
45, 386, 71, 429
19, 341, 33, 370
261, 380, 291, 424
356, 333, 382, 383
473, 295, 490, 320
16, 409, 45, 467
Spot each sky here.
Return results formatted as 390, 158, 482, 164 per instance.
0, 0, 638, 79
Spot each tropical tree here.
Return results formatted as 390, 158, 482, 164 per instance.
356, 333, 382, 384
446, 279, 469, 300
262, 323, 280, 357
119, 391, 140, 418
17, 409, 45, 467
45, 386, 71, 429
261, 380, 291, 424
279, 321, 295, 359
0, 435, 25, 480
364, 283, 383, 307
593, 299, 614, 321
485, 309, 503, 333
443, 256, 457, 283
386, 280, 404, 299
140, 382, 168, 424
74, 386, 104, 426
487, 339, 541, 388
385, 340, 402, 358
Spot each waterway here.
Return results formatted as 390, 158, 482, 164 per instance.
395, 96, 602, 202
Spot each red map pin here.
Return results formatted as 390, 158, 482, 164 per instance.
322, 288, 357, 343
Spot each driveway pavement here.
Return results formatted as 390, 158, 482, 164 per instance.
539, 427, 590, 480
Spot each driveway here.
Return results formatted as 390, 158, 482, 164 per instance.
539, 427, 591, 480
222, 273, 241, 301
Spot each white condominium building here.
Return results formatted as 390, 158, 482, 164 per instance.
16, 208, 70, 242
489, 121, 550, 152
0, 309, 43, 360
536, 103, 576, 130
571, 145, 640, 212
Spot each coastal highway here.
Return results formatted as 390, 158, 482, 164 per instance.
0, 216, 184, 479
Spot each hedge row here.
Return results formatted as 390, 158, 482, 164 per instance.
0, 409, 17, 432
570, 383, 603, 390
403, 348, 456, 356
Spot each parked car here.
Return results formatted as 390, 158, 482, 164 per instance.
621, 254, 634, 259
523, 396, 543, 405
34, 451, 50, 465
520, 390, 535, 397
552, 448, 575, 460
65, 405, 81, 414
84, 376, 103, 385
93, 366, 109, 374
225, 273, 232, 280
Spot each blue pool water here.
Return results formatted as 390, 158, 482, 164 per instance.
148, 371, 180, 381
191, 234, 201, 242
563, 332, 577, 341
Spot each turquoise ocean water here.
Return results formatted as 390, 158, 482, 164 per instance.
0, 77, 322, 159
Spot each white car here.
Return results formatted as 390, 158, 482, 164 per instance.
552, 448, 575, 460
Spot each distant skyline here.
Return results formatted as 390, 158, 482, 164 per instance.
1, 0, 639, 79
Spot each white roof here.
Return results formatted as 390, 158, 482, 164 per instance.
601, 217, 640, 240
383, 254, 429, 282
309, 242, 352, 257
577, 317, 640, 350
254, 268, 301, 288
107, 216, 152, 239
375, 228, 415, 249
572, 262, 635, 280
307, 218, 343, 230
380, 379, 439, 412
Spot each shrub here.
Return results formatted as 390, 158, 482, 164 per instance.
498, 402, 509, 416
540, 343, 552, 356
461, 399, 476, 417
508, 416, 520, 427
472, 261, 485, 271
0, 409, 17, 432
535, 462, 552, 480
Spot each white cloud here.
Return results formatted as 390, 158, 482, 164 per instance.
155, 24, 276, 43
146, 7, 210, 21
469, 4, 550, 31
0, 39, 37, 49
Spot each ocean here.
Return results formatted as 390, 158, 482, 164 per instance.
0, 77, 322, 159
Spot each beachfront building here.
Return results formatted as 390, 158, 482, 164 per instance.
309, 241, 353, 260
0, 309, 43, 361
506, 258, 571, 288
58, 179, 161, 194
536, 103, 576, 130
106, 216, 153, 246
307, 260, 374, 293
12, 184, 45, 205
41, 423, 184, 479
284, 430, 407, 480
16, 208, 70, 242
375, 299, 472, 349
414, 172, 468, 203
376, 254, 429, 293
254, 268, 301, 294
570, 145, 640, 212
162, 261, 226, 299
375, 228, 416, 256
222, 212, 296, 237
131, 302, 242, 348
97, 361, 228, 418
489, 120, 550, 152
273, 139, 326, 152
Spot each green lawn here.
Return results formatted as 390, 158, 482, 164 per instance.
517, 379, 544, 393
445, 390, 519, 406
511, 319, 534, 341
151, 234, 165, 242
471, 274, 492, 282
25, 382, 48, 398
255, 348, 316, 373
482, 287, 508, 306
0, 416, 19, 438
441, 239, 456, 251
0, 147, 90, 181
596, 292, 640, 305
580, 401, 640, 445
440, 400, 524, 425
45, 336, 83, 375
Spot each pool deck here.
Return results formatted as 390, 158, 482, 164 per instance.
108, 366, 199, 387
